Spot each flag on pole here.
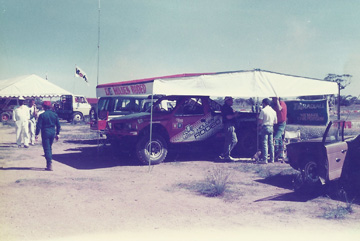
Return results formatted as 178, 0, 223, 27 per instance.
75, 66, 88, 82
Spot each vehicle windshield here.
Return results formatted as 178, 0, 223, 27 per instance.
149, 97, 178, 114
98, 96, 156, 115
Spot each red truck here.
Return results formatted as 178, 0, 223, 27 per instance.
105, 95, 258, 165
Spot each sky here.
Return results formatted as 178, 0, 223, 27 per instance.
1, 0, 360, 98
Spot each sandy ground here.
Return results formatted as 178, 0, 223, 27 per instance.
1, 121, 360, 241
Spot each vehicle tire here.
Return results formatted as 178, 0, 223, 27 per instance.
136, 133, 168, 165
1, 112, 11, 122
72, 112, 83, 123
89, 107, 96, 120
234, 130, 257, 157
303, 160, 320, 184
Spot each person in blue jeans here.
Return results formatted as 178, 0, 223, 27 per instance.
35, 101, 61, 171
219, 96, 238, 161
257, 98, 277, 164
271, 97, 287, 161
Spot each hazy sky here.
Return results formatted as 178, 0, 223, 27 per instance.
1, 0, 359, 98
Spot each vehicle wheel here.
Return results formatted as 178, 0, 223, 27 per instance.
136, 134, 168, 165
72, 112, 83, 122
234, 130, 257, 157
1, 112, 11, 122
89, 108, 96, 120
303, 160, 320, 184
293, 172, 322, 195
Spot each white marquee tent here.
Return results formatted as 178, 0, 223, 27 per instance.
97, 69, 338, 98
0, 74, 72, 98
152, 69, 338, 97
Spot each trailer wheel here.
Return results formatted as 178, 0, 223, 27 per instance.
136, 134, 168, 165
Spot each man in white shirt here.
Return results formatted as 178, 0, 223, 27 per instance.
257, 98, 277, 164
28, 99, 38, 145
12, 96, 30, 148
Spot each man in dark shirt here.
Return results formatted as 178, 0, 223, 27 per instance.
219, 96, 238, 161
35, 101, 61, 171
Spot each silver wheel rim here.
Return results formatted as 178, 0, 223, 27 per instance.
145, 140, 163, 160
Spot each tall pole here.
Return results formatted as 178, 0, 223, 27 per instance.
96, 0, 102, 155
337, 82, 341, 120
97, 0, 101, 87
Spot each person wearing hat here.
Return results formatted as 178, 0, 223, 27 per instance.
219, 96, 238, 161
257, 98, 277, 164
35, 101, 61, 171
12, 96, 30, 148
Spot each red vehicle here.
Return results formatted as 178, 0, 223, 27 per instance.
89, 95, 156, 131
90, 72, 215, 132
105, 95, 258, 165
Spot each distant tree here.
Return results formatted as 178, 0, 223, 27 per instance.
324, 74, 352, 120
336, 95, 359, 106
297, 95, 325, 100
324, 74, 352, 90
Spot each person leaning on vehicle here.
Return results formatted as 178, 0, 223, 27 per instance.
257, 98, 277, 164
12, 96, 30, 148
219, 96, 239, 161
271, 97, 287, 161
35, 101, 61, 171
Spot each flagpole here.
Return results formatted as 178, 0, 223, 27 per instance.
96, 0, 101, 156
73, 64, 76, 94
97, 0, 101, 87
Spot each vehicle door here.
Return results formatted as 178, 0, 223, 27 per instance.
170, 97, 222, 143
74, 96, 91, 114
323, 121, 348, 181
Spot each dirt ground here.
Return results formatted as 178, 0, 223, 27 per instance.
1, 121, 360, 241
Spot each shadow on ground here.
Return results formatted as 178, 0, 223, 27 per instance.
254, 173, 360, 204
53, 139, 225, 170
52, 145, 139, 169
0, 167, 45, 171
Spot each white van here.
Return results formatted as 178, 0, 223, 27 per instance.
55, 95, 92, 122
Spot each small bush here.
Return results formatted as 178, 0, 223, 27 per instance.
200, 167, 232, 197
320, 203, 353, 219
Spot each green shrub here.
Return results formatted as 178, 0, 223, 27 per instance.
200, 167, 232, 197
320, 203, 353, 219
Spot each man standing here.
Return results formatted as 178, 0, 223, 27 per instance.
12, 96, 30, 148
35, 101, 61, 171
272, 97, 287, 161
257, 98, 277, 164
219, 96, 238, 161
28, 99, 38, 145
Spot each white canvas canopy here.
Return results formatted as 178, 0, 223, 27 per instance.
152, 69, 338, 97
0, 74, 72, 98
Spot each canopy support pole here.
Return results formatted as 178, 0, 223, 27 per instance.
148, 94, 154, 172
337, 82, 341, 121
